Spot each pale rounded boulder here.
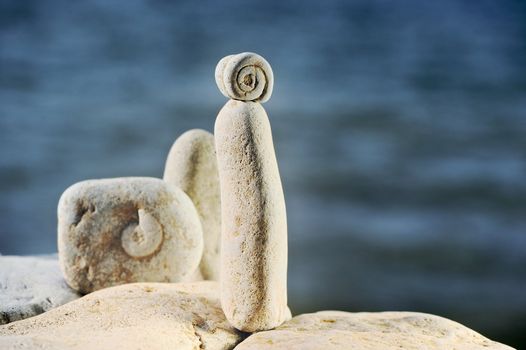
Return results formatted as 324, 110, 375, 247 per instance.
163, 129, 221, 281
215, 52, 288, 332
234, 311, 515, 350
0, 282, 244, 350
58, 177, 203, 294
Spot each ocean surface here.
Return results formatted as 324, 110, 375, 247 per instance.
1, 0, 525, 346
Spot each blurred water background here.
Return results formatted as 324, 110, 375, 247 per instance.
1, 0, 525, 347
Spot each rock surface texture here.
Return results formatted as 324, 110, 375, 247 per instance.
215, 53, 289, 332
234, 311, 515, 350
164, 129, 221, 281
0, 282, 244, 350
0, 255, 79, 325
58, 177, 203, 294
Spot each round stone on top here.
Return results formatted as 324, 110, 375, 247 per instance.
215, 52, 274, 103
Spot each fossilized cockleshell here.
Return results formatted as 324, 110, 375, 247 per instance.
215, 52, 274, 103
57, 177, 203, 294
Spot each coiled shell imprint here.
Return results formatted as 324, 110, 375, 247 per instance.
121, 209, 163, 258
215, 52, 274, 103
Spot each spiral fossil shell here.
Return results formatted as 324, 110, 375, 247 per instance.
215, 52, 274, 103
121, 209, 163, 258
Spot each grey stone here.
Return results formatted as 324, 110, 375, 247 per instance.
0, 255, 79, 325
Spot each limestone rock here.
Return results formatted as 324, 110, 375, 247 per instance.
215, 98, 288, 329
234, 311, 515, 350
58, 177, 203, 294
215, 52, 273, 103
0, 282, 245, 350
0, 255, 80, 324
164, 129, 221, 281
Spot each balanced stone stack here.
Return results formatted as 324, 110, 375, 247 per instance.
0, 53, 516, 350
215, 52, 290, 332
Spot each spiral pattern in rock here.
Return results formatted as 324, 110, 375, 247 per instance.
215, 52, 274, 103
57, 177, 204, 294
121, 209, 163, 258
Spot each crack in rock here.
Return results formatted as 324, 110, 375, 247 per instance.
192, 323, 205, 350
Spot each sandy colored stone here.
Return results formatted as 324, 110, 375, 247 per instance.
164, 129, 221, 281
0, 281, 244, 350
58, 177, 203, 294
215, 88, 288, 330
0, 255, 79, 324
215, 52, 273, 103
234, 311, 515, 350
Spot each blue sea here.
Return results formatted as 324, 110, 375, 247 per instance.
1, 0, 525, 346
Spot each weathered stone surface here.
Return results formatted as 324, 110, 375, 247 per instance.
164, 129, 221, 281
58, 177, 203, 294
234, 311, 515, 350
0, 282, 244, 350
0, 255, 79, 325
215, 52, 273, 103
215, 58, 288, 331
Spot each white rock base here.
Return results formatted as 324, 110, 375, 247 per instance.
234, 311, 515, 350
0, 281, 244, 350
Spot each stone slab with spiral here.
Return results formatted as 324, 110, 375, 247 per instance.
57, 177, 203, 294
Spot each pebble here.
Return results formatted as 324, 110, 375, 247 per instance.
164, 129, 221, 281
57, 177, 203, 293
